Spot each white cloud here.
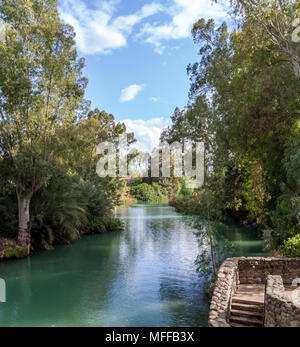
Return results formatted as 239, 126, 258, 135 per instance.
120, 84, 144, 103
150, 97, 159, 102
59, 0, 163, 55
113, 3, 163, 35
59, 0, 125, 54
123, 118, 171, 152
138, 0, 228, 54
99, 0, 120, 15
59, 0, 228, 56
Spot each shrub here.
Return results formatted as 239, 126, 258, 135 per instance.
130, 183, 167, 202
88, 217, 106, 234
30, 178, 117, 247
131, 183, 156, 202
104, 217, 123, 231
88, 216, 123, 234
152, 182, 167, 201
281, 234, 300, 257
4, 247, 29, 259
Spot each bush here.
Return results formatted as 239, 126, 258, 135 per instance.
130, 183, 167, 202
30, 178, 88, 247
88, 216, 123, 234
4, 247, 29, 259
30, 177, 119, 247
152, 182, 167, 201
104, 217, 123, 231
131, 183, 156, 202
281, 234, 300, 257
88, 217, 106, 234
272, 127, 300, 249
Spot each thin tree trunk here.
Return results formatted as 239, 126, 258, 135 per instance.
207, 201, 217, 277
208, 226, 217, 277
17, 192, 32, 253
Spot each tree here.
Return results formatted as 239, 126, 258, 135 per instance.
228, 0, 300, 78
0, 0, 87, 251
164, 3, 300, 252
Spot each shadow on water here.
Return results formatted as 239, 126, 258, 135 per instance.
215, 223, 266, 257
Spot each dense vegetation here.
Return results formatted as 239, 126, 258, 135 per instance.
130, 181, 168, 203
0, 0, 128, 257
0, 0, 299, 265
162, 0, 300, 256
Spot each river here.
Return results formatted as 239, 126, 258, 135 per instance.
0, 204, 265, 327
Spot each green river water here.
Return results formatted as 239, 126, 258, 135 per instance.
0, 204, 265, 327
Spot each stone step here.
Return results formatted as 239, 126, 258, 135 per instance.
231, 309, 264, 319
230, 315, 263, 327
230, 322, 255, 328
231, 302, 264, 313
231, 297, 264, 306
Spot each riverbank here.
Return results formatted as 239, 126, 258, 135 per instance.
0, 204, 266, 326
0, 238, 28, 260
169, 196, 262, 230
0, 216, 123, 261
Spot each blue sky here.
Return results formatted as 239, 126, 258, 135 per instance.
59, 0, 228, 151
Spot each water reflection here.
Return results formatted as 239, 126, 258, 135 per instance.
0, 204, 265, 327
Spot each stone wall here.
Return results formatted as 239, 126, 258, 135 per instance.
264, 275, 300, 327
208, 257, 300, 327
238, 258, 300, 285
208, 259, 238, 327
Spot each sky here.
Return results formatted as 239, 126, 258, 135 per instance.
59, 0, 228, 152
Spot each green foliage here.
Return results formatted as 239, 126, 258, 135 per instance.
87, 216, 123, 234
103, 217, 123, 232
30, 179, 88, 247
0, 0, 298, 257
281, 234, 300, 257
195, 225, 234, 292
229, 0, 300, 78
4, 247, 28, 259
130, 183, 167, 203
88, 217, 106, 234
162, 1, 300, 252
271, 125, 300, 248
193, 190, 236, 291
30, 176, 123, 248
0, 0, 88, 248
0, 0, 132, 252
171, 177, 226, 221
170, 194, 199, 215
240, 161, 271, 225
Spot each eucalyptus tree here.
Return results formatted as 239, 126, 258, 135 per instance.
228, 0, 300, 78
0, 0, 87, 251
164, 0, 300, 235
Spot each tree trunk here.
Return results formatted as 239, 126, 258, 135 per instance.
17, 192, 32, 252
207, 204, 217, 277
208, 229, 217, 277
